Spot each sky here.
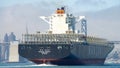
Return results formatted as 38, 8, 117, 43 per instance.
0, 0, 120, 41
0, 0, 120, 11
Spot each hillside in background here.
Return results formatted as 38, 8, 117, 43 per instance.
105, 44, 120, 64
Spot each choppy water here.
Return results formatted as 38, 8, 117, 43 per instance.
0, 63, 120, 68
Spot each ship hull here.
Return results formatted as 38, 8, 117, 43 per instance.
18, 43, 114, 65
30, 56, 105, 65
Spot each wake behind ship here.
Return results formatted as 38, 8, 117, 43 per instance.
18, 7, 114, 65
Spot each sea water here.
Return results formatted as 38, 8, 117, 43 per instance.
0, 63, 120, 68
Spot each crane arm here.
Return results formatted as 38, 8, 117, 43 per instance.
39, 16, 50, 24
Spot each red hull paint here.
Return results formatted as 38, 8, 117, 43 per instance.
30, 59, 105, 65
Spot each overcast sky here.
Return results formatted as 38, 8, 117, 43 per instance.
0, 0, 120, 41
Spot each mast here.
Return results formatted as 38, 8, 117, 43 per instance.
26, 24, 28, 34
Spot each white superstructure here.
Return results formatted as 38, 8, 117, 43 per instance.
50, 14, 69, 34
40, 7, 85, 34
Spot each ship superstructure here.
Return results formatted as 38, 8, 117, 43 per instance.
19, 7, 114, 65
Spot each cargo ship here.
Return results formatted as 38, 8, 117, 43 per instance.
18, 7, 114, 65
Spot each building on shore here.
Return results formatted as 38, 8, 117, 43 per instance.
0, 32, 28, 63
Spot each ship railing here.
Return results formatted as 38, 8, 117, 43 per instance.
21, 40, 107, 45
107, 41, 120, 44
20, 40, 85, 45
21, 41, 73, 44
21, 34, 86, 44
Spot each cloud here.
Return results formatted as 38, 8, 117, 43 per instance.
73, 0, 120, 12
75, 0, 106, 5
